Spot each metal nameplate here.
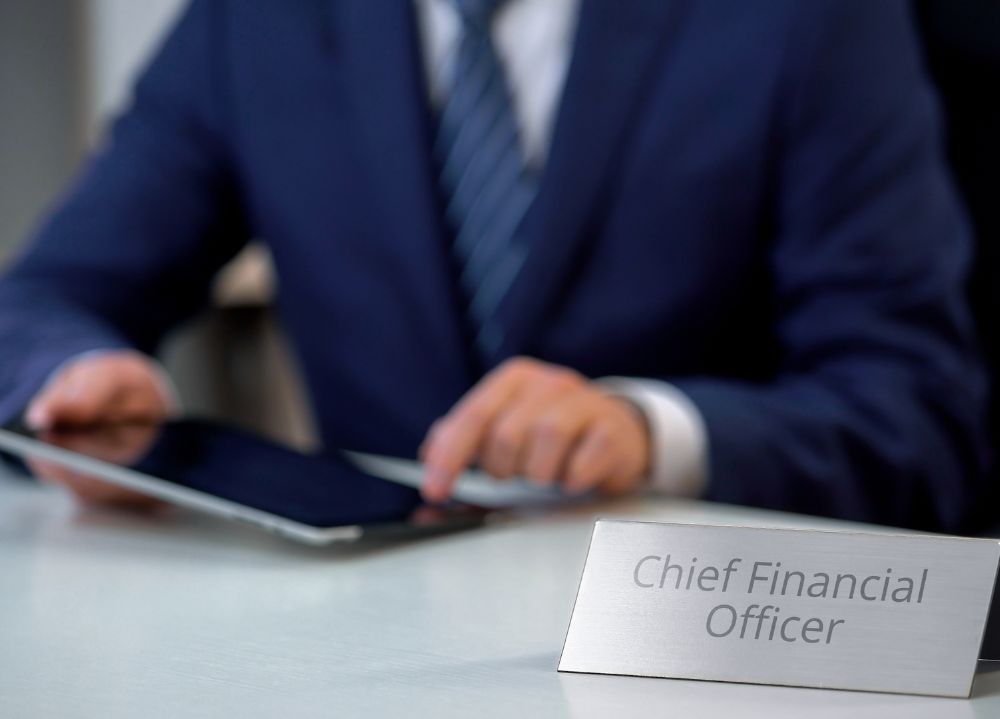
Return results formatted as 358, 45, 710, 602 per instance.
559, 520, 1000, 698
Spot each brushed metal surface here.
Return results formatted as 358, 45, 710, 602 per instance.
559, 521, 1000, 698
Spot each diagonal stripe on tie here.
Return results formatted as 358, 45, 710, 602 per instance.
451, 134, 522, 257
461, 174, 533, 289
445, 105, 519, 226
437, 48, 504, 187
435, 0, 538, 359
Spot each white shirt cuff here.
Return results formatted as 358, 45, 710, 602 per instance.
599, 377, 708, 498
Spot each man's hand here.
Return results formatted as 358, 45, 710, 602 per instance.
419, 357, 651, 502
25, 350, 173, 430
23, 350, 174, 506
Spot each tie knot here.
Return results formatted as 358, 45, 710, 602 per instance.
452, 0, 505, 30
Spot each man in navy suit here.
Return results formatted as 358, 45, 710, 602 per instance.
0, 0, 988, 530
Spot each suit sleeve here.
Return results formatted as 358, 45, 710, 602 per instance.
0, 0, 248, 423
673, 0, 990, 531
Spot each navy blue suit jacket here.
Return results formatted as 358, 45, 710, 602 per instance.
0, 0, 988, 530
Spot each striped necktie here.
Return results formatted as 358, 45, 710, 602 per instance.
435, 0, 540, 358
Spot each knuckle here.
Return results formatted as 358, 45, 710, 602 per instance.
535, 416, 567, 443
502, 356, 541, 379
460, 403, 491, 428
428, 418, 448, 437
557, 365, 584, 383
427, 418, 457, 447
490, 422, 521, 456
499, 357, 525, 375
588, 423, 616, 449
525, 456, 553, 482
541, 369, 578, 392
52, 364, 83, 385
124, 361, 157, 387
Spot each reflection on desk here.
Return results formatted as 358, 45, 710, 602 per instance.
0, 470, 997, 718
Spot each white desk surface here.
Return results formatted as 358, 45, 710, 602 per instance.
1, 470, 997, 718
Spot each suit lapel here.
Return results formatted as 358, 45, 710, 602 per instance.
489, 0, 685, 366
331, 0, 475, 387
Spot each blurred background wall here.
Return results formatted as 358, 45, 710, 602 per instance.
1, 2, 83, 258
83, 0, 186, 139
0, 0, 183, 257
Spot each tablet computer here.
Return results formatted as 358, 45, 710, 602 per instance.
0, 420, 487, 545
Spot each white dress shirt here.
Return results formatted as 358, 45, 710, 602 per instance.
415, 0, 707, 496
46, 0, 708, 500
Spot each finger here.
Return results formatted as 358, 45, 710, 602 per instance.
28, 364, 123, 429
25, 365, 85, 429
27, 457, 160, 508
421, 361, 532, 501
520, 392, 597, 486
563, 420, 627, 495
478, 365, 585, 479
101, 382, 168, 425
478, 388, 566, 479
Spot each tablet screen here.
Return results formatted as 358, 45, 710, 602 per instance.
1, 420, 424, 529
